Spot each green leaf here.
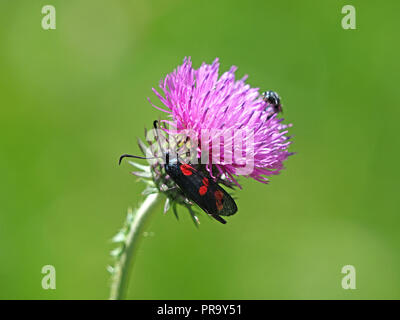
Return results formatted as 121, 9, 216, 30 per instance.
141, 179, 156, 187
107, 265, 115, 275
187, 206, 200, 228
131, 171, 152, 178
126, 208, 134, 224
128, 161, 151, 172
172, 202, 179, 220
163, 198, 170, 214
142, 187, 158, 195
137, 138, 149, 154
110, 247, 123, 258
112, 231, 126, 243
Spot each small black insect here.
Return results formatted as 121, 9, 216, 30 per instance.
119, 121, 238, 224
262, 90, 283, 114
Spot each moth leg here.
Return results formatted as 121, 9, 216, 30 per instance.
160, 184, 178, 192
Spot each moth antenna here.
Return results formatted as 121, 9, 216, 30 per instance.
119, 154, 153, 165
153, 120, 159, 130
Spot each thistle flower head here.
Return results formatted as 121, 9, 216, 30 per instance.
149, 57, 292, 186
125, 57, 293, 225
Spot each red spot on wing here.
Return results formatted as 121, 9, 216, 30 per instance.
199, 185, 208, 196
214, 190, 224, 201
202, 177, 209, 186
214, 190, 224, 211
180, 164, 193, 176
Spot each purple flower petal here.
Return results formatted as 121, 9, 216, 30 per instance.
150, 57, 293, 185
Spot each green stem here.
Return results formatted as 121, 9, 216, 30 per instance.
109, 192, 161, 300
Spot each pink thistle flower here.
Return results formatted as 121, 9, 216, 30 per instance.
149, 57, 293, 187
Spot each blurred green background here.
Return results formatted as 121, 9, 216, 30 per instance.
1, 0, 399, 299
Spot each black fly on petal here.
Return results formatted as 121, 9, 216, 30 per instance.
262, 90, 283, 114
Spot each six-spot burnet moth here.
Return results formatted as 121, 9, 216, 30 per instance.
119, 121, 238, 224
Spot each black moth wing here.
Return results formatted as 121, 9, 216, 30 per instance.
165, 162, 237, 223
